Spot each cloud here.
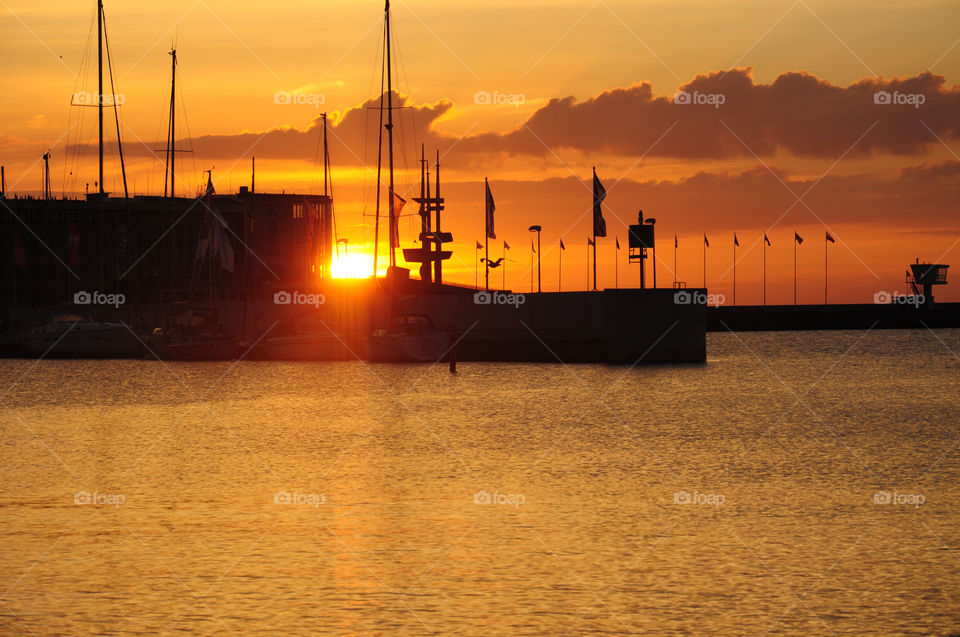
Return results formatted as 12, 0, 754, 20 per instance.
457, 69, 960, 160
62, 69, 960, 168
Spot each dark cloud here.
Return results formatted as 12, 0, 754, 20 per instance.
456, 69, 960, 160
65, 69, 960, 166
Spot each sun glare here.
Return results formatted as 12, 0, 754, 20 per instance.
330, 252, 372, 279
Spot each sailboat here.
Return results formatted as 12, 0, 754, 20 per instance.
364, 0, 450, 363
145, 171, 239, 360
248, 113, 350, 361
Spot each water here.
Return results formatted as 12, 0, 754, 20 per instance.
1, 330, 959, 635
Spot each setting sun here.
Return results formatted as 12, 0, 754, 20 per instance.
330, 251, 373, 279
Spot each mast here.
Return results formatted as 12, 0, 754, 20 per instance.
385, 0, 397, 268
165, 48, 177, 197
97, 0, 104, 194
322, 113, 328, 197
163, 48, 177, 198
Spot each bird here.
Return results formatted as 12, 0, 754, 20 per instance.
481, 257, 504, 268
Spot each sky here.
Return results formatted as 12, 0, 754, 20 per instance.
2, 0, 959, 303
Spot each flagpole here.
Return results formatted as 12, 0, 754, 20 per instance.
475, 244, 478, 290
592, 229, 597, 291
763, 237, 766, 307
793, 233, 797, 306
673, 235, 677, 288
703, 238, 706, 289
615, 238, 618, 289
503, 241, 506, 290
733, 238, 736, 306
824, 233, 828, 304
484, 179, 489, 292
559, 244, 563, 292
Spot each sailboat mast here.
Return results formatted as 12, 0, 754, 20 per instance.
97, 0, 104, 194
385, 0, 397, 268
322, 112, 328, 197
167, 48, 176, 198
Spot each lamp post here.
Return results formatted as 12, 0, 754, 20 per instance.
528, 225, 542, 293
645, 217, 656, 288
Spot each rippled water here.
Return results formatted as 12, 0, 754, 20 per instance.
1, 329, 959, 635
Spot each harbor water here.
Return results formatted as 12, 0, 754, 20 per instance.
1, 329, 958, 635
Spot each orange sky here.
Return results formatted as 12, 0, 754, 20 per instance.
2, 0, 959, 303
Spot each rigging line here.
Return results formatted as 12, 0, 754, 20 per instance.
372, 17, 387, 277
66, 3, 98, 195
101, 5, 128, 198
177, 60, 199, 193
63, 13, 90, 196
360, 17, 386, 227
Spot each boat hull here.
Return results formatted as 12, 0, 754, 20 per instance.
367, 333, 449, 363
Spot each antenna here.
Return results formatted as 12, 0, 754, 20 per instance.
42, 150, 52, 200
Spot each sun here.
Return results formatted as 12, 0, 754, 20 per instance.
330, 252, 372, 279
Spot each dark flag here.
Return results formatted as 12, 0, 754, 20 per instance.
531, 239, 536, 254
485, 179, 496, 239
592, 168, 606, 237
734, 233, 740, 247
504, 240, 511, 250
616, 236, 620, 250
704, 234, 709, 248
764, 233, 771, 246
795, 231, 804, 245
390, 189, 406, 248
826, 231, 835, 243
476, 240, 483, 250
675, 234, 678, 248
560, 238, 566, 250
587, 237, 595, 247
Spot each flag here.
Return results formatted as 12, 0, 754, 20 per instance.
616, 236, 620, 250
734, 234, 739, 247
560, 238, 566, 250
210, 212, 235, 272
390, 189, 406, 248
795, 231, 803, 245
675, 234, 678, 249
704, 234, 709, 248
764, 233, 771, 246
204, 171, 215, 198
504, 240, 511, 250
826, 231, 835, 243
592, 168, 607, 237
14, 230, 25, 268
68, 223, 81, 266
484, 179, 496, 239
476, 240, 482, 250
587, 237, 595, 247
531, 239, 536, 254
